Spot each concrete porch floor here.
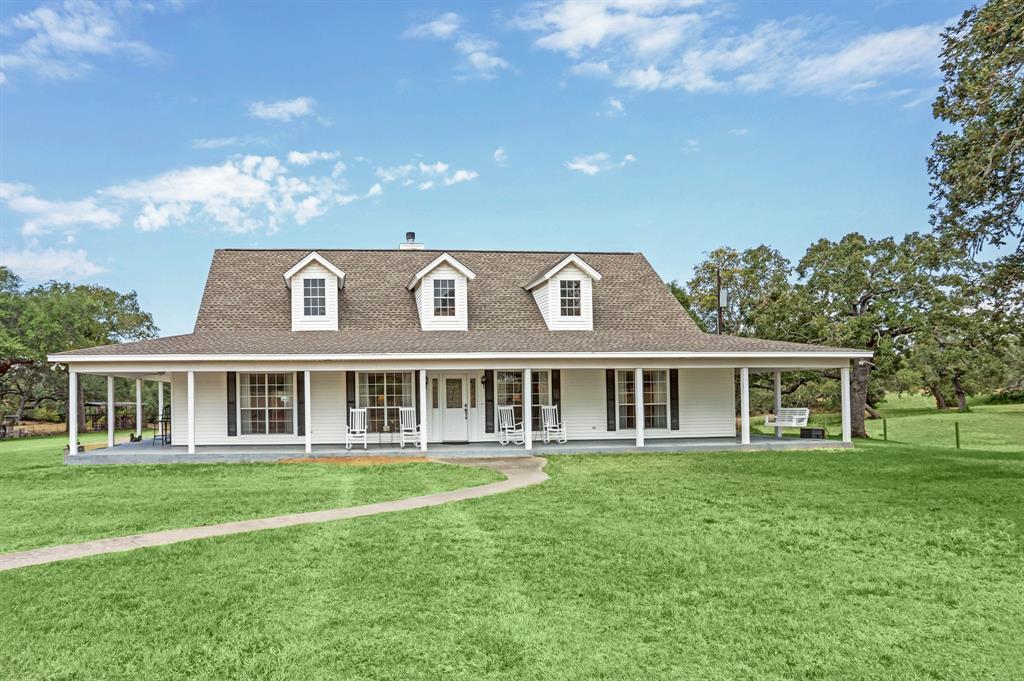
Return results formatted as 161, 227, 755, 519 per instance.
65, 435, 849, 464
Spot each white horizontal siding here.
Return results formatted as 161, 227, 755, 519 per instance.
547, 264, 593, 331
561, 369, 608, 439
531, 284, 550, 327
678, 368, 736, 437
290, 262, 339, 331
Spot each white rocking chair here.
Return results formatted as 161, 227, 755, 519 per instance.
346, 408, 367, 450
497, 405, 524, 445
540, 405, 567, 444
398, 406, 421, 449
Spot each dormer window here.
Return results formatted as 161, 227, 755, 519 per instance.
303, 278, 326, 316
525, 254, 601, 331
407, 253, 475, 331
559, 280, 581, 317
433, 279, 456, 317
284, 252, 345, 331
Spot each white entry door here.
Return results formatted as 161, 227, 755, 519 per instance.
441, 374, 469, 442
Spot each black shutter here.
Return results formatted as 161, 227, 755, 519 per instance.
669, 369, 680, 431
552, 370, 561, 411
484, 370, 495, 433
345, 371, 355, 425
296, 371, 305, 436
414, 370, 421, 425
605, 369, 616, 431
226, 372, 237, 436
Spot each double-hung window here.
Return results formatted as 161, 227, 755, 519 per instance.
617, 370, 669, 429
433, 279, 456, 316
303, 278, 326, 316
495, 370, 550, 425
559, 280, 581, 316
356, 372, 414, 433
239, 373, 294, 435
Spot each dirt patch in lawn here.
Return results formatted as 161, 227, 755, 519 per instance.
280, 456, 430, 466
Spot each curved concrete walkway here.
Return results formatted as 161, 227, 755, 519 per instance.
0, 457, 548, 572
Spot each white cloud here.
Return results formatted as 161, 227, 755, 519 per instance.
728, 128, 748, 135
599, 96, 625, 116
418, 161, 449, 175
493, 147, 507, 165
192, 135, 269, 149
564, 152, 635, 175
514, 2, 945, 100
101, 154, 355, 234
789, 24, 943, 94
0, 182, 119, 236
365, 183, 383, 198
443, 169, 478, 186
0, 0, 168, 83
287, 150, 341, 166
418, 181, 434, 191
248, 96, 316, 122
0, 248, 105, 281
375, 164, 415, 182
682, 139, 700, 153
404, 12, 509, 79
403, 12, 463, 39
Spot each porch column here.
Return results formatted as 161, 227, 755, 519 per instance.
107, 375, 115, 448
68, 369, 78, 455
187, 370, 196, 454
773, 370, 782, 439
739, 367, 751, 445
840, 365, 852, 443
634, 367, 645, 448
157, 380, 164, 422
303, 370, 312, 454
418, 369, 428, 452
523, 369, 533, 450
135, 378, 143, 437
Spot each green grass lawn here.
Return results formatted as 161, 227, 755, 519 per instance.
1, 400, 1022, 679
0, 433, 501, 553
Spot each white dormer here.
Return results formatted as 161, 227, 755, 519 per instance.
284, 252, 345, 331
525, 254, 602, 331
407, 253, 476, 331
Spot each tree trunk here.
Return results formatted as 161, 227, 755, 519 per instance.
865, 404, 882, 419
850, 361, 871, 438
951, 373, 968, 412
929, 384, 948, 410
14, 394, 26, 421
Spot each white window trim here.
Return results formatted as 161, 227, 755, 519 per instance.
494, 370, 552, 425
237, 371, 298, 436
559, 279, 582, 317
302, 277, 327, 317
354, 371, 415, 432
432, 278, 457, 318
615, 369, 670, 431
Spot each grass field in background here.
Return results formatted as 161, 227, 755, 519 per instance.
0, 434, 501, 553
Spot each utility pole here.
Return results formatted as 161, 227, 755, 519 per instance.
716, 267, 725, 335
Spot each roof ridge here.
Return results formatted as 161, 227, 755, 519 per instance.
215, 248, 641, 255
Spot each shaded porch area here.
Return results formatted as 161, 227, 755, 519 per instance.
64, 434, 849, 464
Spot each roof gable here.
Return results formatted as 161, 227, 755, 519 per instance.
525, 254, 602, 290
283, 251, 346, 288
406, 252, 476, 290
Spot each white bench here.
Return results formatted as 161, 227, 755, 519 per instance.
765, 407, 810, 430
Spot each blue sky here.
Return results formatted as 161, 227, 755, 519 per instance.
1, 0, 966, 335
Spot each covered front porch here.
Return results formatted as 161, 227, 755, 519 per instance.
64, 433, 847, 464
60, 355, 856, 462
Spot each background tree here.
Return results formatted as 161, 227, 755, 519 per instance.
0, 267, 158, 428
929, 0, 1023, 286
667, 280, 707, 331
685, 245, 793, 337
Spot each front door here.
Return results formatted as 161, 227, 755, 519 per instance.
441, 375, 469, 442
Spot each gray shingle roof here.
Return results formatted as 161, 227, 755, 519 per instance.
55, 249, 867, 357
